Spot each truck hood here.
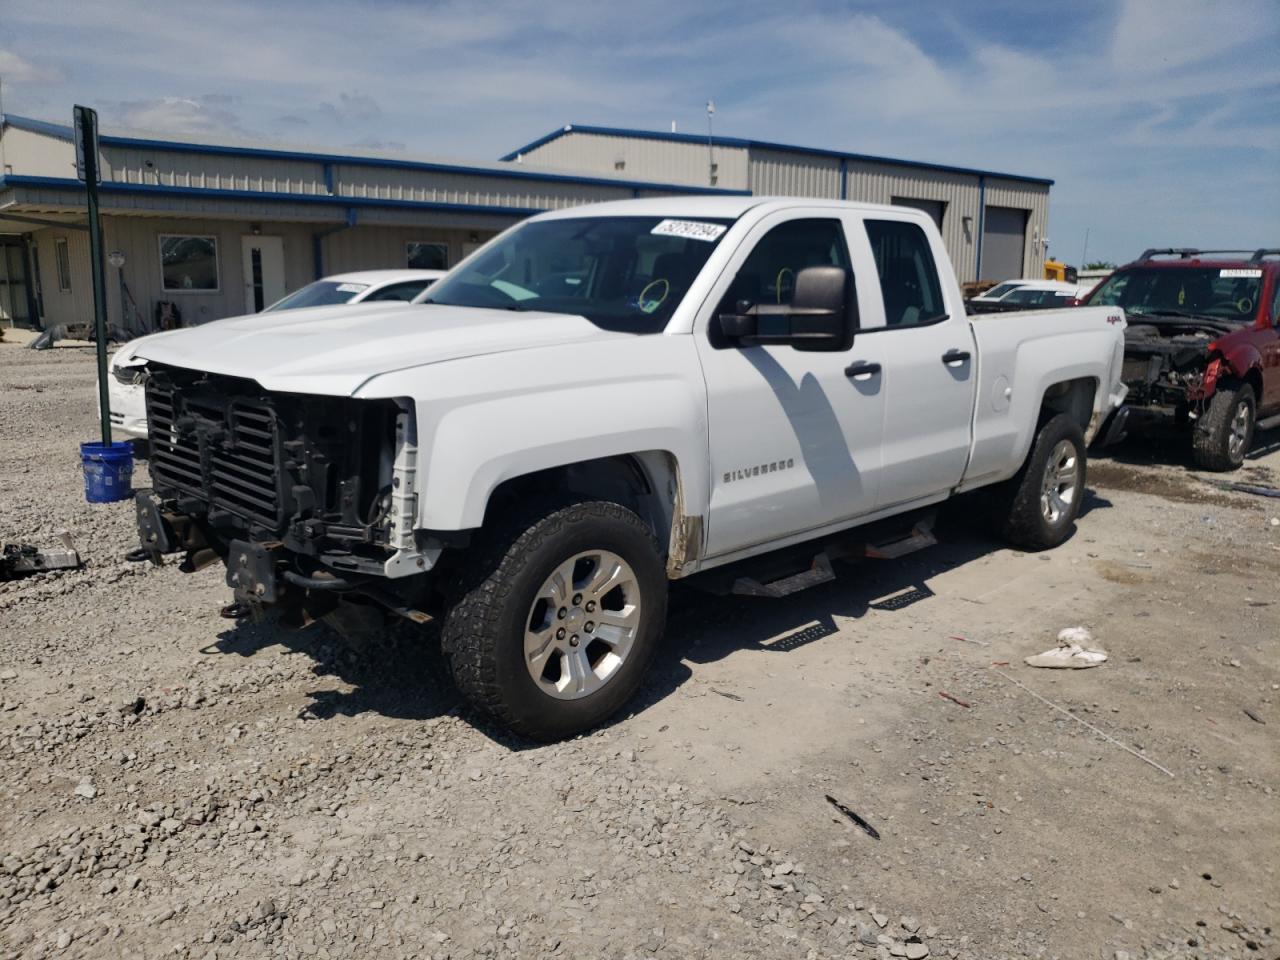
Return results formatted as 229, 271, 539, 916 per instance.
135, 302, 628, 396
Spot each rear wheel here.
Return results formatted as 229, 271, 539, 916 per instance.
442, 500, 667, 741
1192, 381, 1255, 472
993, 413, 1087, 550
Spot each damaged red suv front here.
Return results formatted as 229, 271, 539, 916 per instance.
1083, 249, 1280, 470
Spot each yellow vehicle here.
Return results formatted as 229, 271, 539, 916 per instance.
1044, 259, 1078, 283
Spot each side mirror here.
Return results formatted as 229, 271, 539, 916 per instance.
718, 266, 857, 351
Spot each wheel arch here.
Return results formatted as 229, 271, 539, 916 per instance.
1039, 375, 1099, 439
482, 451, 698, 576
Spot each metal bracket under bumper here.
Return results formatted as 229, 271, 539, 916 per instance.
225, 539, 285, 604
135, 490, 178, 556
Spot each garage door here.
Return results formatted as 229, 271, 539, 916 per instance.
891, 197, 946, 229
981, 206, 1027, 281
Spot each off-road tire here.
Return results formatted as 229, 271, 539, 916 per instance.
1192, 381, 1255, 472
993, 413, 1087, 551
441, 500, 668, 741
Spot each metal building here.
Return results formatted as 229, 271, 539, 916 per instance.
503, 124, 1053, 284
0, 114, 746, 333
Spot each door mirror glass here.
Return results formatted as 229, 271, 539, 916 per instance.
718, 266, 856, 351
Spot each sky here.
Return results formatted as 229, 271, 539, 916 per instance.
1, 0, 1276, 265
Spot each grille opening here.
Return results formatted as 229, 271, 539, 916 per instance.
145, 364, 400, 542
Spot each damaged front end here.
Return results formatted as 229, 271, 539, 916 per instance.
134, 363, 436, 625
1120, 320, 1229, 419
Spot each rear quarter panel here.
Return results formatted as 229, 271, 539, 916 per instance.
960, 306, 1126, 490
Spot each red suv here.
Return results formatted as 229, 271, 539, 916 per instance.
1084, 248, 1280, 470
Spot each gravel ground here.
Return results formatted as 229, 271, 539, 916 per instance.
1, 341, 1277, 960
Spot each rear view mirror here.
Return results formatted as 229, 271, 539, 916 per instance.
718, 266, 857, 351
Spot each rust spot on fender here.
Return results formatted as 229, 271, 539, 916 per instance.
668, 513, 703, 578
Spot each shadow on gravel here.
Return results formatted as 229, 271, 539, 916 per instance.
208, 614, 463, 726
623, 493, 1110, 721
198, 490, 1117, 745
1094, 420, 1280, 473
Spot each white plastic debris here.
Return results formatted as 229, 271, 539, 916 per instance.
1024, 627, 1109, 669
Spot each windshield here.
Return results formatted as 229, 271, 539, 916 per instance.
978, 281, 1023, 300
1088, 267, 1262, 322
265, 280, 368, 312
424, 216, 734, 332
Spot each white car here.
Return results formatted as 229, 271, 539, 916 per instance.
104, 270, 445, 438
966, 278, 1035, 310
130, 196, 1127, 740
264, 269, 446, 311
969, 279, 1085, 313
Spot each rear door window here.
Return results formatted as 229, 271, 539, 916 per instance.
864, 220, 946, 327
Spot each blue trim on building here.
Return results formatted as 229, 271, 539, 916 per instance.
322, 162, 335, 195
838, 158, 848, 201
0, 174, 549, 218
1, 114, 750, 196
500, 123, 1054, 187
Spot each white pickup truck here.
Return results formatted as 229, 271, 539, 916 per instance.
131, 197, 1127, 739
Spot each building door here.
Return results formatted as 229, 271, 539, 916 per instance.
241, 235, 286, 313
891, 197, 946, 230
0, 237, 34, 328
980, 206, 1027, 281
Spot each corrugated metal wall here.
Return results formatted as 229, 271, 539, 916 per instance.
843, 160, 982, 282
102, 147, 328, 195
1, 126, 76, 176
33, 228, 93, 330
91, 140, 637, 215
322, 225, 499, 275
748, 149, 842, 198
522, 133, 1052, 283
33, 218, 315, 331
519, 132, 748, 190
334, 165, 625, 210
29, 218, 510, 331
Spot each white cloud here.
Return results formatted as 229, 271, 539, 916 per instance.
100, 97, 248, 137
0, 49, 62, 84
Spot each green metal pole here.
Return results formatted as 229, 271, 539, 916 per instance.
79, 107, 112, 446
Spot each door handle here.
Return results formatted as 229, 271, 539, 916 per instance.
844, 361, 882, 380
941, 349, 971, 366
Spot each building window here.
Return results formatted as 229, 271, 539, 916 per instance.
159, 235, 219, 292
54, 238, 72, 293
407, 241, 449, 270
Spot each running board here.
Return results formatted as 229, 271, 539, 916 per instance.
732, 553, 835, 598
863, 518, 937, 560
1258, 412, 1280, 431
727, 516, 939, 598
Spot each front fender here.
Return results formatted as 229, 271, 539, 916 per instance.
1217, 342, 1264, 386
355, 336, 708, 531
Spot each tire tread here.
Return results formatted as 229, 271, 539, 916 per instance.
440, 499, 664, 740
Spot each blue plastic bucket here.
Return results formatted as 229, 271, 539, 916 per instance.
80, 441, 135, 503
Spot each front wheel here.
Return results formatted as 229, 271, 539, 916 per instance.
993, 413, 1087, 550
442, 500, 668, 741
1192, 381, 1255, 472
